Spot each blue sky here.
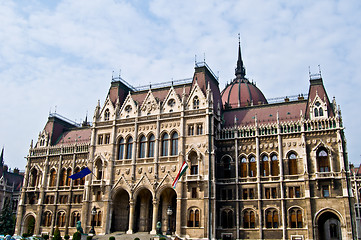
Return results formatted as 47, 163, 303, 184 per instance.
1, 0, 361, 169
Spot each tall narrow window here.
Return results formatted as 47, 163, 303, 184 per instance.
161, 133, 169, 156
262, 155, 269, 176
249, 156, 256, 177
105, 134, 110, 144
288, 153, 298, 175
171, 132, 178, 156
314, 108, 319, 117
60, 169, 66, 186
49, 169, 56, 187
95, 160, 102, 180
148, 134, 155, 157
66, 168, 72, 186
98, 135, 103, 145
188, 125, 194, 135
250, 211, 255, 228
139, 135, 146, 158
118, 138, 124, 159
30, 168, 38, 187
195, 210, 200, 227
74, 167, 80, 186
271, 155, 279, 176
197, 124, 203, 135
188, 209, 194, 227
126, 137, 133, 159
243, 211, 250, 228
96, 211, 102, 226
223, 157, 231, 178
240, 157, 247, 177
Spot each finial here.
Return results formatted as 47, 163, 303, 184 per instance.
119, 69, 121, 78
195, 54, 197, 65
203, 53, 205, 62
235, 34, 246, 78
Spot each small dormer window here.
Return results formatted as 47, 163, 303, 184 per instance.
104, 109, 110, 121
193, 96, 200, 109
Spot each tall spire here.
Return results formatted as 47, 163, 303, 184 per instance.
0, 147, 3, 165
235, 34, 246, 79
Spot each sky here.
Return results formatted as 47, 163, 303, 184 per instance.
1, 0, 361, 170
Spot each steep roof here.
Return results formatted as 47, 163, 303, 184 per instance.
54, 128, 91, 145
223, 100, 307, 127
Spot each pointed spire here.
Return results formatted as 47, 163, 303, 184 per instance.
0, 147, 3, 165
235, 34, 246, 79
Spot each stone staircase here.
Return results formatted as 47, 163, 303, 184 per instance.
92, 232, 169, 240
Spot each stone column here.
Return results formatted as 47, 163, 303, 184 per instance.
127, 200, 135, 234
150, 199, 159, 234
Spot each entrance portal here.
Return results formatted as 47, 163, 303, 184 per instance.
134, 188, 153, 232
111, 189, 129, 232
158, 187, 177, 234
317, 211, 342, 240
23, 215, 35, 235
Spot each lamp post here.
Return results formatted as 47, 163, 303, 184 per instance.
89, 206, 97, 235
166, 205, 173, 235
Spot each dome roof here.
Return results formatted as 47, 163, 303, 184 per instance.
221, 78, 267, 108
221, 40, 267, 108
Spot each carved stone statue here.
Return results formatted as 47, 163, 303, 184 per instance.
76, 221, 84, 234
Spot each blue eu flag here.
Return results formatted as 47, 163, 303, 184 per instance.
69, 167, 92, 180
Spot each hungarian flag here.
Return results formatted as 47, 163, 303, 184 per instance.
69, 167, 92, 180
172, 161, 188, 188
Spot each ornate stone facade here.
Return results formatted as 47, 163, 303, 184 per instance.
15, 46, 355, 240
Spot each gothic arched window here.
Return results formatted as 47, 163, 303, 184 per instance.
288, 152, 298, 175
317, 148, 330, 172
271, 154, 279, 176
148, 134, 155, 157
261, 155, 269, 176
171, 132, 178, 156
139, 135, 146, 158
161, 133, 169, 156
126, 137, 133, 159
118, 137, 125, 160
249, 156, 256, 177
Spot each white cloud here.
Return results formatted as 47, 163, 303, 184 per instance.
0, 0, 361, 169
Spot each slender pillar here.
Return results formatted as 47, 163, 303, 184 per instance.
150, 199, 159, 234
127, 200, 135, 234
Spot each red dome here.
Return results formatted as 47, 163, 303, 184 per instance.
221, 78, 267, 108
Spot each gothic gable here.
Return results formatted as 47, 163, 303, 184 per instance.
162, 86, 182, 113
186, 81, 207, 110
140, 90, 160, 116
119, 93, 138, 119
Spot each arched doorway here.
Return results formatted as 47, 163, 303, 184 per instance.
111, 188, 130, 232
158, 187, 177, 234
317, 211, 342, 240
134, 188, 153, 232
23, 214, 35, 235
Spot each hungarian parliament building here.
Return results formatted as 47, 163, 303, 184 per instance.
15, 44, 356, 240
